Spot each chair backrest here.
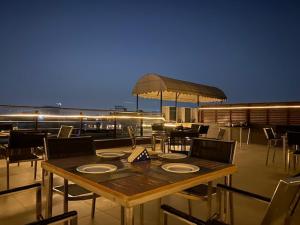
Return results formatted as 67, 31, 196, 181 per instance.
287, 131, 300, 146
199, 125, 209, 135
190, 138, 236, 164
263, 128, 275, 140
0, 123, 13, 131
8, 131, 46, 149
216, 128, 226, 140
8, 131, 47, 158
260, 176, 300, 225
57, 125, 73, 138
46, 136, 94, 159
190, 124, 201, 132
152, 123, 164, 131
127, 126, 135, 139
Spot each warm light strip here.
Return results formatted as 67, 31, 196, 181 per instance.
199, 105, 300, 110
164, 123, 177, 127
0, 114, 165, 121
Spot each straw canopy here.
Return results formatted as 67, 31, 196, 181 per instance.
132, 73, 227, 103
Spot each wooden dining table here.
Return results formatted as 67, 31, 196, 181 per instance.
42, 153, 237, 225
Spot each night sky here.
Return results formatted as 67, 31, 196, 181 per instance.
0, 0, 299, 111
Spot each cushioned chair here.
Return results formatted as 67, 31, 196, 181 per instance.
287, 131, 300, 170
263, 127, 281, 166
0, 182, 78, 225
5, 131, 47, 189
0, 124, 13, 158
161, 175, 300, 225
216, 128, 226, 140
199, 125, 209, 137
45, 136, 98, 218
152, 123, 167, 152
127, 126, 153, 150
176, 138, 236, 216
57, 125, 73, 138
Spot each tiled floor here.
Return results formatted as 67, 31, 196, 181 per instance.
0, 143, 299, 225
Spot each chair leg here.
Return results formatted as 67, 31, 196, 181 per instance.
91, 194, 96, 218
121, 206, 125, 225
34, 161, 37, 180
163, 212, 168, 225
140, 204, 144, 225
63, 179, 68, 213
6, 161, 9, 190
188, 199, 192, 215
272, 145, 276, 163
265, 142, 271, 166
42, 169, 45, 185
31, 161, 33, 167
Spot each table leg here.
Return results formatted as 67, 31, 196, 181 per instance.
239, 128, 242, 148
45, 172, 53, 218
152, 135, 156, 151
282, 136, 287, 171
158, 198, 162, 225
121, 206, 124, 225
63, 179, 68, 213
124, 207, 134, 225
207, 181, 213, 219
246, 128, 251, 145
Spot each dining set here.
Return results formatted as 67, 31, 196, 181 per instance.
263, 127, 300, 171
1, 123, 300, 225
42, 137, 237, 225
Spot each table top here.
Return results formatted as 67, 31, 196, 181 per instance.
42, 154, 236, 207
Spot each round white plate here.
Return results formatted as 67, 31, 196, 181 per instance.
96, 152, 125, 158
158, 153, 187, 159
161, 163, 199, 173
76, 164, 117, 174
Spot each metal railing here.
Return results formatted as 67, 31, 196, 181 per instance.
0, 104, 165, 138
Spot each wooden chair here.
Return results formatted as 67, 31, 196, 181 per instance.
5, 131, 47, 189
263, 128, 281, 166
161, 175, 300, 225
176, 138, 236, 216
45, 136, 98, 218
57, 125, 73, 138
0, 182, 78, 225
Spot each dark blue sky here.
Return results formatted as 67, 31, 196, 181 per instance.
0, 0, 299, 111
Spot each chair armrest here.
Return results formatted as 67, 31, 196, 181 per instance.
217, 184, 271, 203
0, 183, 41, 196
161, 204, 206, 225
25, 211, 78, 225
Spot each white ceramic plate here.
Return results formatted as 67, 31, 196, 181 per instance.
158, 153, 187, 159
76, 164, 117, 174
96, 152, 125, 158
161, 163, 199, 173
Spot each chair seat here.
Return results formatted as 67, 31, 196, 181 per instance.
9, 154, 39, 163
54, 183, 97, 200
180, 184, 217, 200
294, 150, 300, 155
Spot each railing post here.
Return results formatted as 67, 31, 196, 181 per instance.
34, 110, 39, 131
140, 116, 143, 137
113, 115, 117, 138
79, 112, 83, 136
